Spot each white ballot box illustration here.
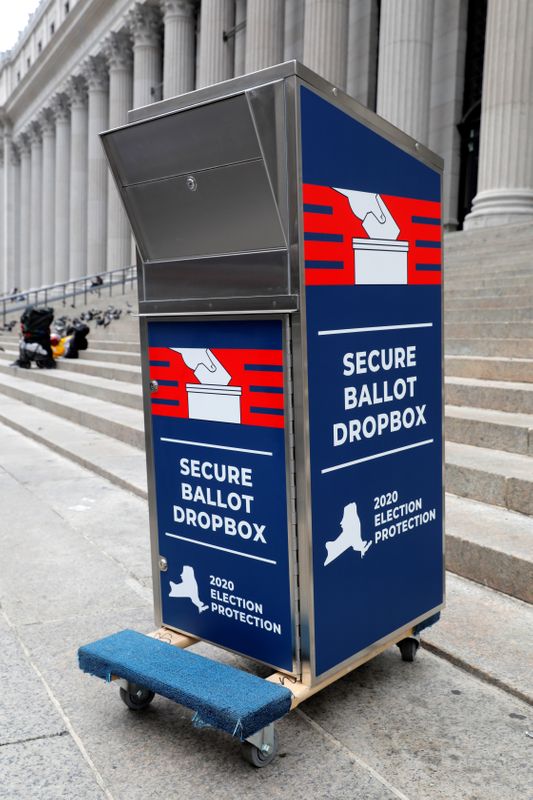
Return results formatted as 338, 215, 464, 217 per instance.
186, 383, 242, 423
353, 238, 409, 284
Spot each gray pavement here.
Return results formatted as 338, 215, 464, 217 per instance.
0, 422, 532, 800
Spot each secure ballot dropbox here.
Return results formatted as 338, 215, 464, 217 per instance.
79, 61, 444, 766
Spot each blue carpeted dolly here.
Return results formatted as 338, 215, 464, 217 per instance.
78, 629, 293, 766
78, 619, 435, 766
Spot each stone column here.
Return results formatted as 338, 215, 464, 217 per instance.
162, 0, 196, 98
7, 142, 21, 294
245, 0, 284, 72
284, 0, 305, 61
128, 2, 162, 108
29, 122, 43, 288
67, 75, 89, 280
197, 0, 233, 88
346, 0, 379, 108
85, 55, 109, 276
105, 31, 133, 271
0, 144, 4, 293
1, 129, 20, 296
18, 133, 32, 291
233, 0, 246, 77
52, 93, 71, 284
429, 0, 467, 231
39, 108, 56, 286
303, 0, 349, 88
377, 0, 435, 144
464, 0, 533, 228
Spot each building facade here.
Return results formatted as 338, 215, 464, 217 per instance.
0, 0, 532, 293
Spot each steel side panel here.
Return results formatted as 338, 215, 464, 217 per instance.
297, 79, 445, 683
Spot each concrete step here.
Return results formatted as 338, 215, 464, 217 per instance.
0, 338, 142, 364
49, 356, 141, 384
423, 572, 533, 704
445, 321, 533, 339
445, 376, 533, 414
88, 322, 140, 340
445, 307, 533, 323
445, 275, 533, 291
78, 349, 140, 366
445, 441, 533, 515
0, 395, 147, 499
0, 370, 145, 448
0, 347, 142, 384
445, 293, 533, 310
444, 220, 533, 246
77, 338, 139, 352
445, 494, 533, 603
445, 404, 533, 455
445, 250, 533, 264
445, 355, 533, 384
445, 262, 533, 276
445, 286, 533, 299
0, 362, 143, 410
446, 338, 533, 358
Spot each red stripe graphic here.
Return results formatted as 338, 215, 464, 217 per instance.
149, 347, 284, 428
303, 184, 441, 286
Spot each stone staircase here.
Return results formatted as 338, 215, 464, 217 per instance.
443, 222, 533, 604
0, 228, 532, 608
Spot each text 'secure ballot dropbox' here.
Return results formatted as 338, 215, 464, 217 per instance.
78, 62, 444, 767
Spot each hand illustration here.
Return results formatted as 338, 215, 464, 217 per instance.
171, 347, 231, 386
333, 189, 400, 240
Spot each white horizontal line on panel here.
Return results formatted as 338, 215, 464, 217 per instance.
322, 439, 435, 474
318, 322, 433, 336
165, 532, 278, 565
160, 437, 273, 456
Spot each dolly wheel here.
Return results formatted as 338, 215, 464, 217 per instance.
241, 731, 279, 767
119, 683, 155, 710
397, 637, 419, 663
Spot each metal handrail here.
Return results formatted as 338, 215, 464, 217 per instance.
1, 265, 137, 326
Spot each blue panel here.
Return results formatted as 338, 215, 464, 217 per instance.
300, 86, 440, 201
148, 319, 294, 672
301, 86, 443, 677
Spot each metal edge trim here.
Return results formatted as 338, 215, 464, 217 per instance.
282, 314, 302, 675
139, 304, 164, 628
290, 75, 317, 687
125, 62, 302, 125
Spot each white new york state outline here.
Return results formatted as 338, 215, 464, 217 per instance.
324, 501, 372, 566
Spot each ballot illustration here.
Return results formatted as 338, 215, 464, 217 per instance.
171, 347, 241, 423
169, 565, 209, 613
302, 183, 441, 288
324, 502, 372, 566
333, 189, 408, 285
148, 342, 285, 429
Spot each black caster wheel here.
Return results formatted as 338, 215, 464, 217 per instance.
240, 731, 278, 768
397, 637, 419, 662
119, 683, 155, 710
